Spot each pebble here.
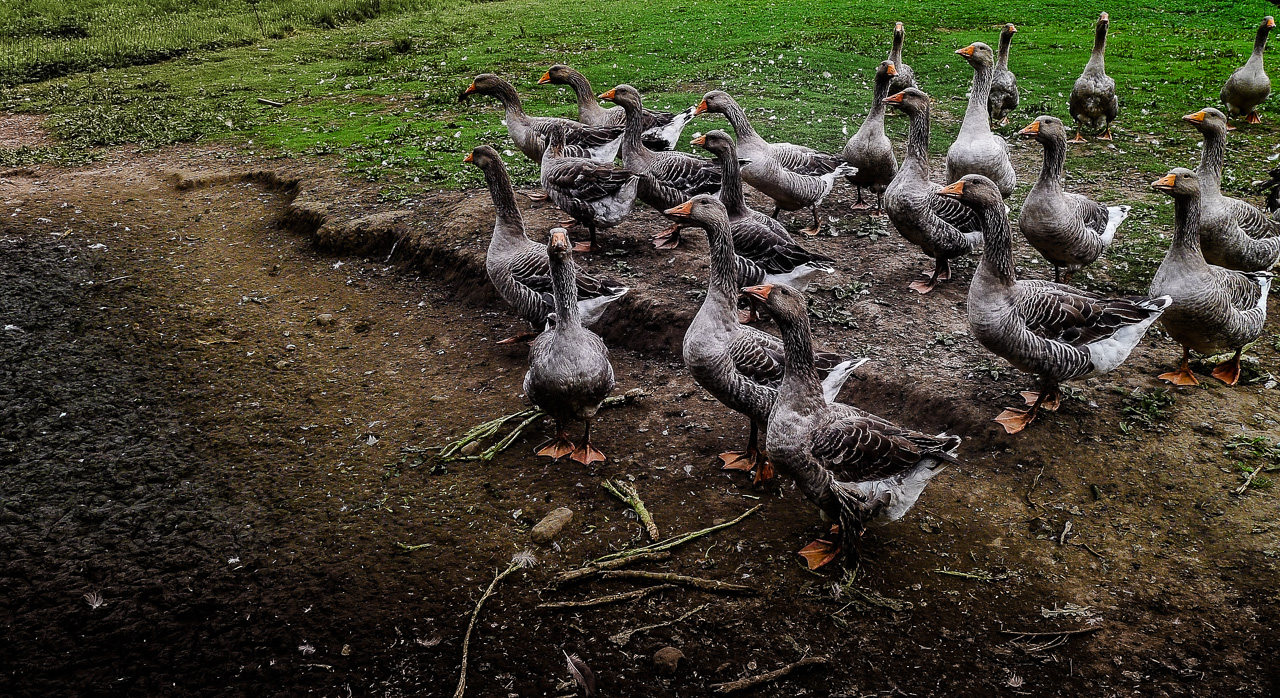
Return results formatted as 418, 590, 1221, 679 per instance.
530, 507, 573, 545
459, 441, 480, 456
315, 313, 335, 326
653, 646, 683, 676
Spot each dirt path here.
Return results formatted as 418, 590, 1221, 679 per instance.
1, 137, 1277, 696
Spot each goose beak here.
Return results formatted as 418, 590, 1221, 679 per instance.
538, 71, 552, 85
1182, 110, 1206, 124
937, 181, 965, 198
1268, 17, 1276, 29
1008, 24, 1017, 33
895, 21, 904, 31
664, 200, 695, 218
742, 284, 774, 303
1151, 174, 1177, 191
463, 152, 474, 163
886, 63, 897, 76
549, 228, 571, 249
690, 134, 707, 146
955, 44, 976, 57
695, 99, 709, 115
598, 88, 617, 101
882, 92, 906, 105
1018, 121, 1041, 136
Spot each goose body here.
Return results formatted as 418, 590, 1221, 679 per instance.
842, 60, 899, 211
540, 124, 640, 252
945, 42, 1016, 197
1148, 168, 1271, 386
747, 282, 958, 569
668, 196, 861, 482
1068, 13, 1118, 142
1183, 108, 1280, 271
941, 175, 1170, 434
882, 88, 984, 293
988, 24, 1020, 126
467, 146, 628, 337
539, 65, 697, 150
886, 22, 917, 95
524, 229, 616, 464
461, 74, 623, 163
1221, 17, 1276, 124
1017, 116, 1129, 282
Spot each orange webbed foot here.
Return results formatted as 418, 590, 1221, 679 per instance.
537, 433, 576, 459
798, 538, 840, 569
559, 218, 577, 227
751, 458, 775, 485
524, 190, 549, 202
496, 331, 538, 345
994, 407, 1037, 434
1019, 391, 1061, 411
799, 224, 822, 237
719, 451, 755, 471
1068, 132, 1087, 144
737, 308, 760, 324
1157, 368, 1199, 386
572, 242, 597, 253
1211, 359, 1242, 386
1099, 128, 1113, 141
570, 442, 606, 465
908, 278, 938, 294
1246, 111, 1262, 125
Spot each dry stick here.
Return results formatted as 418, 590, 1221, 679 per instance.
593, 505, 763, 564
998, 626, 1104, 638
710, 656, 830, 693
552, 551, 673, 587
537, 584, 676, 609
453, 554, 536, 698
601, 479, 659, 541
439, 391, 646, 462
1234, 464, 1274, 495
1026, 463, 1046, 509
257, 97, 284, 107
595, 570, 757, 594
608, 603, 708, 646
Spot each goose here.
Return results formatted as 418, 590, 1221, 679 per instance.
600, 84, 721, 246
1255, 166, 1280, 217
842, 60, 899, 212
744, 282, 958, 568
886, 22, 917, 95
882, 88, 984, 293
1183, 108, 1280, 271
540, 123, 640, 253
538, 64, 697, 150
524, 229, 616, 464
1221, 16, 1276, 124
466, 146, 628, 341
460, 74, 623, 164
939, 174, 1171, 434
696, 90, 856, 235
946, 42, 1016, 198
1068, 12, 1118, 143
667, 196, 861, 484
1149, 168, 1272, 386
988, 24, 1020, 126
1017, 115, 1130, 282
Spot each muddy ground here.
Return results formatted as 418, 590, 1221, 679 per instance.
2, 116, 1278, 697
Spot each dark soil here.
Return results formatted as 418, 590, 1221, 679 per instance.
1, 125, 1278, 697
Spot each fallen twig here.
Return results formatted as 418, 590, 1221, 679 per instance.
593, 505, 762, 564
551, 551, 673, 587
710, 656, 829, 693
608, 603, 708, 646
1078, 541, 1106, 560
602, 479, 659, 541
595, 570, 756, 594
395, 542, 432, 552
1235, 464, 1276, 495
538, 584, 675, 609
998, 626, 1104, 639
1026, 463, 1045, 509
934, 568, 1009, 582
194, 338, 238, 345
257, 97, 284, 107
439, 390, 645, 462
453, 551, 537, 698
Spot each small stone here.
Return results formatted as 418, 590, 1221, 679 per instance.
653, 646, 683, 676
353, 319, 372, 333
316, 313, 335, 326
459, 441, 481, 457
530, 507, 573, 545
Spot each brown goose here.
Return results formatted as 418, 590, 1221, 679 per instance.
668, 196, 861, 484
747, 282, 958, 568
886, 22, 917, 95
1068, 12, 1118, 143
1017, 116, 1130, 282
524, 229, 616, 464
1149, 169, 1272, 386
460, 74, 623, 164
941, 175, 1170, 434
988, 24, 1020, 126
842, 60, 899, 212
540, 123, 640, 253
538, 64, 697, 150
946, 42, 1016, 198
1183, 108, 1280, 271
696, 90, 855, 235
466, 146, 627, 342
1221, 17, 1276, 124
882, 88, 983, 293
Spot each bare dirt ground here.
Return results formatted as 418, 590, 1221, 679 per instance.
2, 114, 1278, 697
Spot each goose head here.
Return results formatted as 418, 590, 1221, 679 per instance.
663, 194, 728, 228
1002, 23, 1018, 38
538, 64, 575, 85
742, 283, 806, 325
954, 42, 995, 68
459, 73, 506, 101
1151, 168, 1199, 199
695, 90, 737, 117
1182, 107, 1235, 134
463, 144, 503, 170
1017, 115, 1067, 143
1097, 12, 1110, 29
598, 84, 642, 111
893, 21, 905, 42
690, 129, 734, 155
882, 86, 928, 114
547, 227, 574, 259
937, 174, 1003, 211
878, 60, 897, 84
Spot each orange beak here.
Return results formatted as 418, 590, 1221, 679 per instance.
690, 134, 707, 146
955, 44, 976, 57
882, 92, 905, 105
1151, 173, 1177, 190
886, 63, 897, 76
462, 82, 477, 95
1269, 17, 1277, 29
664, 200, 695, 217
937, 180, 965, 198
742, 284, 773, 303
463, 152, 474, 163
1018, 120, 1041, 136
1182, 110, 1206, 124
1008, 24, 1017, 33
895, 21, 904, 31
550, 229, 571, 247
538, 71, 552, 85
695, 99, 709, 114
598, 88, 617, 100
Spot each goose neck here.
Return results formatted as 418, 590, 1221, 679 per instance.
549, 250, 582, 327
713, 147, 748, 216
566, 72, 606, 118
1170, 193, 1205, 262
721, 100, 762, 145
705, 215, 741, 301
481, 162, 526, 238
1253, 22, 1273, 61
997, 33, 1013, 70
904, 103, 931, 165
1195, 127, 1226, 193
1036, 132, 1067, 191
1087, 23, 1108, 72
963, 61, 995, 127
976, 204, 1016, 286
775, 308, 824, 407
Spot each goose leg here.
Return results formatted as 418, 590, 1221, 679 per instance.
1020, 386, 1062, 412
770, 204, 781, 220
524, 190, 549, 202
1099, 128, 1113, 141
570, 421, 606, 465
995, 383, 1054, 434
851, 187, 870, 211
720, 422, 759, 472
1060, 269, 1075, 284
1211, 348, 1244, 386
573, 225, 598, 253
909, 258, 949, 294
874, 191, 887, 216
1053, 266, 1062, 283
1158, 346, 1199, 386
1246, 111, 1262, 125
536, 427, 576, 460
651, 223, 683, 249
751, 448, 775, 485
1068, 131, 1087, 144
800, 205, 823, 236
798, 524, 842, 569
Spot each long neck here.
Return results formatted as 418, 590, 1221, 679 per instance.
1196, 126, 1225, 191
890, 31, 904, 63
963, 61, 995, 126
566, 72, 607, 119
1170, 193, 1205, 262
620, 99, 650, 165
775, 309, 824, 407
488, 81, 525, 117
904, 103, 931, 166
705, 214, 740, 302
1252, 23, 1272, 63
977, 204, 1016, 286
996, 32, 1013, 70
1086, 23, 1108, 73
713, 146, 748, 215
867, 73, 890, 127
1035, 131, 1066, 192
482, 162, 526, 239
721, 100, 761, 144
549, 251, 582, 327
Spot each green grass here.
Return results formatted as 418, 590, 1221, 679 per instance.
1, 0, 1277, 291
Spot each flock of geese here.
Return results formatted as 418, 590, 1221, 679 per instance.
454, 14, 1277, 567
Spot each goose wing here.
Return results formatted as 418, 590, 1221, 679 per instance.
1226, 198, 1280, 240
1015, 282, 1156, 348
929, 191, 982, 232
770, 142, 842, 176
727, 325, 787, 386
544, 158, 635, 201
811, 406, 959, 482
650, 151, 722, 195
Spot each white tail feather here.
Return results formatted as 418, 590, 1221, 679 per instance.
820, 357, 869, 403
